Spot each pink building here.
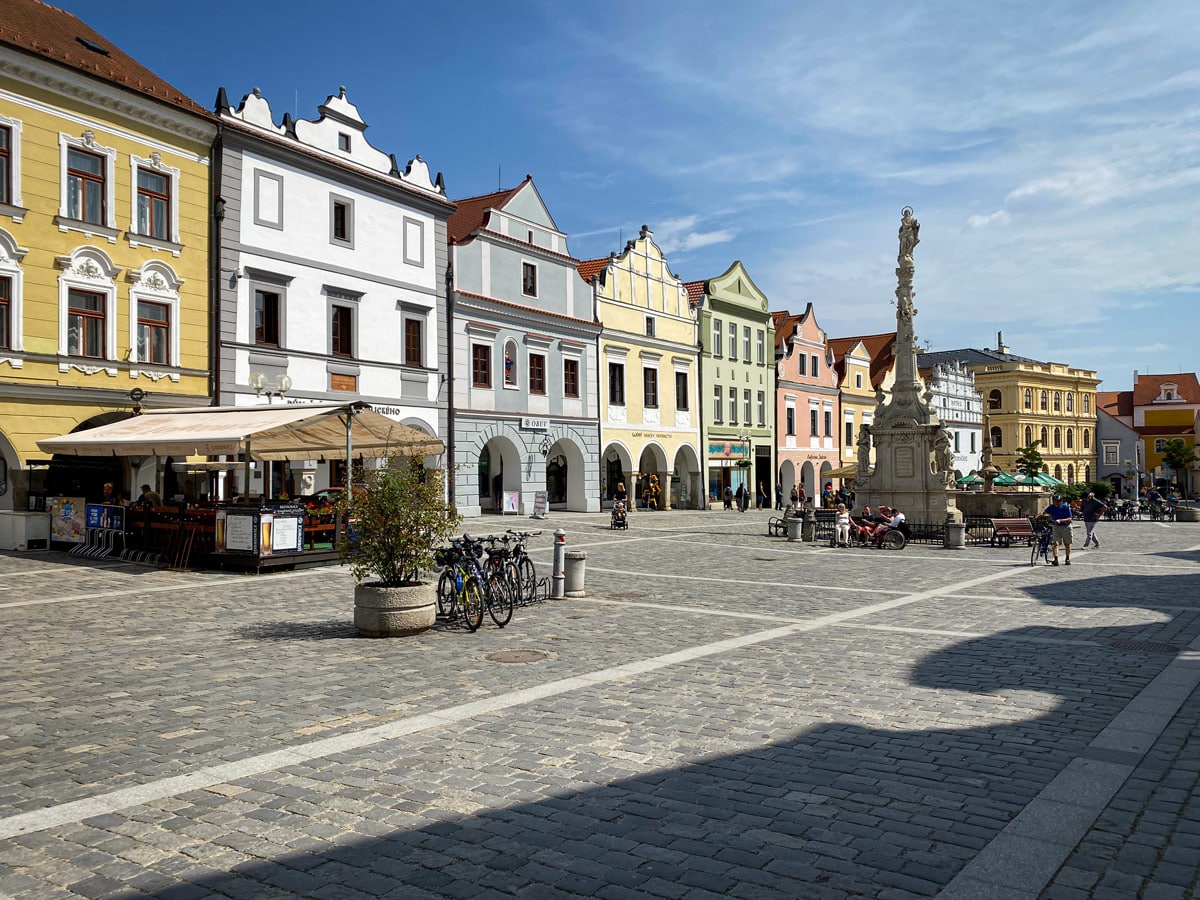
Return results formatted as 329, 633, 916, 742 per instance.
772, 305, 840, 502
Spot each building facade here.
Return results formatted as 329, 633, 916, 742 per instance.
448, 176, 601, 516
583, 226, 701, 510
1097, 373, 1200, 496
690, 262, 776, 507
214, 86, 452, 499
918, 359, 983, 477
1095, 391, 1142, 497
830, 332, 897, 482
0, 0, 216, 531
771, 304, 838, 501
922, 336, 1100, 484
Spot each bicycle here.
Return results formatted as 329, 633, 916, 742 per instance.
480, 535, 516, 627
435, 540, 485, 631
506, 529, 541, 603
1031, 522, 1053, 566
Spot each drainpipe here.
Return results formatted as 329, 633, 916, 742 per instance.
445, 255, 455, 507
210, 123, 223, 407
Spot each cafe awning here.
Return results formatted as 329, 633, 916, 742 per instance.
824, 463, 858, 479
37, 402, 444, 462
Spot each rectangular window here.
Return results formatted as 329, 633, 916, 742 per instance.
743, 326, 751, 362
337, 132, 351, 152
136, 300, 169, 365
970, 433, 976, 453
608, 362, 625, 404
743, 389, 751, 425
522, 262, 537, 297
811, 409, 819, 436
67, 148, 105, 224
644, 367, 658, 407
954, 431, 961, 452
404, 318, 422, 366
563, 358, 579, 398
331, 198, 352, 244
472, 344, 491, 387
1154, 438, 1167, 453
67, 288, 104, 358
0, 276, 10, 350
331, 305, 353, 357
797, 353, 806, 376
845, 421, 854, 446
728, 387, 737, 424
254, 290, 280, 346
675, 372, 688, 410
757, 391, 765, 427
1103, 444, 1118, 465
824, 410, 832, 437
0, 125, 9, 204
529, 354, 546, 394
810, 354, 819, 378
714, 386, 723, 422
786, 407, 795, 436
713, 319, 722, 356
136, 168, 170, 239
645, 316, 655, 337
756, 329, 765, 364
855, 372, 863, 389
728, 323, 737, 360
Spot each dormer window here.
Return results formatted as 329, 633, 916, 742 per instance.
337, 133, 351, 152
1157, 383, 1179, 401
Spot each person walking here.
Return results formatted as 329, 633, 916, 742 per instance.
1044, 494, 1074, 566
775, 483, 784, 511
757, 481, 767, 510
1080, 491, 1107, 548
735, 483, 746, 513
789, 485, 799, 508
723, 484, 733, 510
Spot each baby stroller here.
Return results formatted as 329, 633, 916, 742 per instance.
611, 499, 628, 530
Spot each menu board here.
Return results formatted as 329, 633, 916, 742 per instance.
224, 512, 256, 552
48, 496, 86, 544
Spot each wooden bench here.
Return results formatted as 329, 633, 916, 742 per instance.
990, 517, 1036, 547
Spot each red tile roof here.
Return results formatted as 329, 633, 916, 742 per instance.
576, 257, 609, 283
1132, 373, 1200, 407
1096, 390, 1133, 418
683, 280, 706, 305
828, 332, 897, 388
0, 0, 211, 119
447, 176, 530, 242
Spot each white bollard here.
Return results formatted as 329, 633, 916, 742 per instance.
564, 550, 587, 598
551, 528, 566, 598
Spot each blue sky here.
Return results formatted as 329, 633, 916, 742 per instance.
52, 0, 1200, 392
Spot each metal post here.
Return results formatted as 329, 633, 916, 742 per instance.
551, 528, 566, 599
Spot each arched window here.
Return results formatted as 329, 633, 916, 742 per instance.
1083, 429, 1090, 449
1042, 464, 1049, 474
1066, 393, 1074, 412
1083, 394, 1091, 414
1053, 427, 1061, 448
1054, 464, 1063, 480
988, 389, 1002, 410
1024, 426, 1033, 446
1053, 391, 1061, 411
1040, 391, 1048, 411
990, 426, 1003, 448
1066, 428, 1074, 449
1040, 426, 1049, 446
1067, 464, 1075, 484
503, 338, 518, 387
1024, 388, 1032, 409
1085, 465, 1091, 482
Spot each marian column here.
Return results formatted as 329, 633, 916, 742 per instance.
853, 208, 958, 524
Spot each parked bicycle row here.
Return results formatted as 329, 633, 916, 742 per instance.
432, 530, 543, 632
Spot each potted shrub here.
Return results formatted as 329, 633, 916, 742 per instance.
336, 459, 461, 637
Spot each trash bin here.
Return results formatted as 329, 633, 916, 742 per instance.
944, 521, 966, 550
785, 517, 802, 542
801, 507, 816, 542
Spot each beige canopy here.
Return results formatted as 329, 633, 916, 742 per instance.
824, 463, 858, 479
37, 402, 444, 462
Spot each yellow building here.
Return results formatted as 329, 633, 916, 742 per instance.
0, 0, 216, 522
829, 332, 897, 483
922, 336, 1100, 484
578, 226, 701, 509
1131, 373, 1200, 491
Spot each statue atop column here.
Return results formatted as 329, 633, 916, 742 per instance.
898, 206, 920, 263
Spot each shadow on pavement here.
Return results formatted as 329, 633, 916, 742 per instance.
108, 571, 1200, 897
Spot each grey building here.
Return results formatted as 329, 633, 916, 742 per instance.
448, 176, 601, 516
1096, 392, 1141, 497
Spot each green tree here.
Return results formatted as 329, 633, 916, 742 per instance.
1159, 439, 1199, 498
1015, 440, 1045, 479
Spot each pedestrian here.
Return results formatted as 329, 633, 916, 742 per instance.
789, 485, 799, 507
822, 483, 833, 508
735, 483, 746, 513
798, 485, 807, 507
775, 483, 784, 511
1080, 491, 1107, 549
723, 485, 733, 510
1043, 494, 1074, 566
757, 481, 767, 510
492, 473, 502, 512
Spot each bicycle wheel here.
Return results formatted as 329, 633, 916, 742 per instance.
485, 574, 514, 627
436, 569, 455, 618
1031, 541, 1041, 566
516, 557, 536, 603
460, 577, 485, 632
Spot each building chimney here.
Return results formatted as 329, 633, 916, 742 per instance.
996, 331, 1009, 355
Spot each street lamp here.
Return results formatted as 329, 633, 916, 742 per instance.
249, 371, 292, 404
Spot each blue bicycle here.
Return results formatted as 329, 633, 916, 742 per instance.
1031, 522, 1053, 566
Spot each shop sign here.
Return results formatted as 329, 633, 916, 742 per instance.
520, 417, 549, 431
707, 442, 748, 458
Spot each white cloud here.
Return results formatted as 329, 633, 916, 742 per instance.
651, 216, 736, 254
967, 210, 1010, 228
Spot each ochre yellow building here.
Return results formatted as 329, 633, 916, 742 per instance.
0, 0, 216, 516
829, 332, 897, 481
579, 226, 702, 509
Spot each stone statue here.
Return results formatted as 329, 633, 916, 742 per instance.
857, 425, 872, 473
933, 426, 954, 479
898, 206, 920, 262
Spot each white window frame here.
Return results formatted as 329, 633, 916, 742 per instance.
402, 216, 425, 267
743, 326, 751, 362
0, 228, 27, 354
756, 391, 765, 427
127, 261, 182, 373
743, 388, 752, 425
55, 246, 120, 370
522, 260, 538, 298
58, 132, 118, 236
0, 114, 25, 220
329, 194, 355, 248
713, 319, 723, 356
713, 385, 722, 422
756, 329, 765, 365
400, 302, 429, 368
128, 153, 181, 250
728, 322, 738, 361
253, 169, 284, 230
728, 386, 738, 424
1103, 442, 1119, 465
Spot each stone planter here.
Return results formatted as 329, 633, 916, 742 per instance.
1175, 507, 1200, 523
354, 581, 436, 637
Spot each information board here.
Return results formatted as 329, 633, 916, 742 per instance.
532, 491, 548, 519
48, 497, 86, 544
503, 491, 520, 515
